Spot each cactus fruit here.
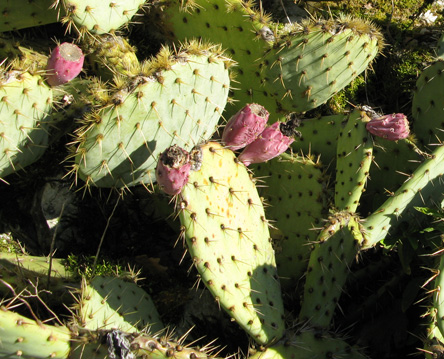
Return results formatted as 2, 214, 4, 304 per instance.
0, 66, 53, 181
46, 42, 84, 87
252, 153, 328, 289
156, 145, 191, 196
178, 141, 285, 345
299, 212, 365, 329
158, 0, 383, 116
334, 109, 373, 212
222, 103, 269, 151
69, 41, 232, 188
366, 113, 410, 141
238, 119, 299, 166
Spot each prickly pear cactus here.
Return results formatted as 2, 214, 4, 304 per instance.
299, 212, 365, 329
295, 112, 348, 162
83, 35, 140, 81
411, 59, 444, 147
158, 0, 383, 115
248, 328, 367, 359
0, 67, 53, 181
0, 307, 71, 359
0, 0, 59, 33
363, 144, 444, 249
56, 0, 146, 36
252, 153, 328, 289
76, 276, 164, 333
334, 109, 373, 212
178, 141, 285, 346
70, 41, 232, 188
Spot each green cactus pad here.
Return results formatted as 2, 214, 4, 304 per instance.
362, 136, 423, 211
0, 68, 53, 181
252, 153, 328, 289
0, 252, 73, 298
0, 308, 71, 359
57, 0, 146, 36
299, 212, 365, 329
76, 276, 164, 333
0, 0, 59, 33
248, 328, 367, 359
178, 141, 285, 345
334, 110, 373, 212
411, 59, 444, 147
261, 15, 382, 113
363, 144, 444, 249
294, 112, 348, 163
159, 0, 383, 115
70, 42, 232, 188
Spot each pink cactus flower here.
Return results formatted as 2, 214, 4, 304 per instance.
366, 113, 410, 141
222, 103, 269, 150
238, 121, 295, 166
156, 145, 191, 195
46, 42, 84, 87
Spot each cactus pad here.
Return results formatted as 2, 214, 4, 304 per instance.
0, 68, 53, 181
70, 42, 232, 188
76, 276, 164, 333
178, 141, 285, 345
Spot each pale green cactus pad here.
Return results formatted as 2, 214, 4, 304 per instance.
57, 0, 146, 36
76, 276, 164, 333
70, 42, 232, 188
159, 0, 383, 116
0, 308, 71, 359
178, 141, 285, 345
0, 69, 53, 181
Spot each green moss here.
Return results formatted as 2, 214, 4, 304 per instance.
325, 75, 367, 114
64, 254, 125, 280
0, 233, 22, 254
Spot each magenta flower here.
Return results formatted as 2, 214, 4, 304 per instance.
46, 42, 84, 87
366, 113, 410, 141
222, 103, 269, 150
156, 145, 191, 195
238, 121, 295, 166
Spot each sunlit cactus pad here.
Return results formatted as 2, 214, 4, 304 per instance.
178, 141, 285, 345
57, 0, 146, 36
70, 42, 232, 188
0, 69, 52, 181
159, 0, 383, 115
